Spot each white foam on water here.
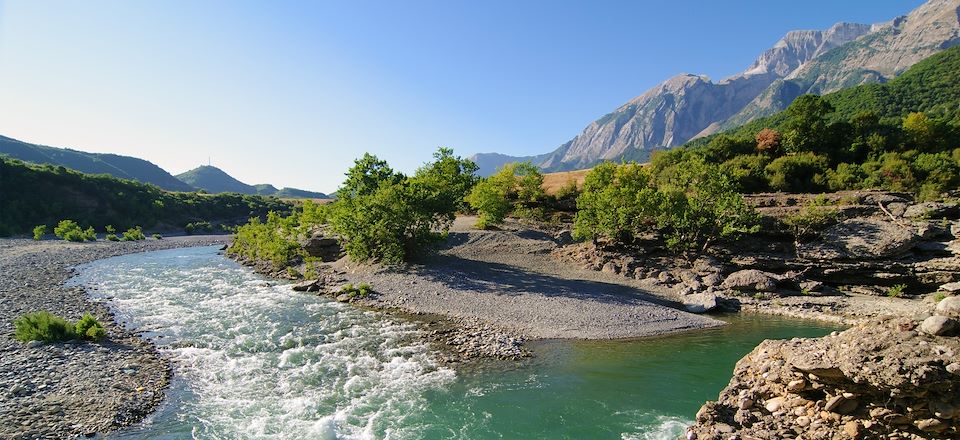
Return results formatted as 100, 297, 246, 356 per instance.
73, 247, 455, 439
620, 413, 691, 440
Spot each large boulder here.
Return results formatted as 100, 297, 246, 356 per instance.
301, 232, 342, 262
721, 269, 779, 292
936, 296, 960, 318
920, 315, 957, 336
683, 292, 718, 313
904, 202, 959, 220
798, 218, 918, 260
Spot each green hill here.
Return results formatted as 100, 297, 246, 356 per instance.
661, 46, 960, 199
690, 46, 960, 145
177, 165, 329, 199
0, 158, 291, 237
0, 135, 196, 192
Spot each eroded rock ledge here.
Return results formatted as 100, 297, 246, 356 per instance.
687, 317, 960, 440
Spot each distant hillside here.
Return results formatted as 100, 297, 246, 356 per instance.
689, 45, 960, 145
0, 135, 195, 192
0, 158, 291, 236
177, 165, 328, 199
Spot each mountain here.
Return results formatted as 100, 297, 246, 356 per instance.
0, 134, 195, 191
474, 0, 960, 174
0, 157, 290, 236
176, 165, 329, 199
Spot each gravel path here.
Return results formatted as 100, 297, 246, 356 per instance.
341, 217, 725, 340
0, 236, 226, 440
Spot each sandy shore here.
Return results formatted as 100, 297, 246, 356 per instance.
0, 236, 226, 440
336, 217, 725, 340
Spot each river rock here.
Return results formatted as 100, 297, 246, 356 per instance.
920, 315, 957, 336
292, 279, 321, 292
721, 269, 778, 292
300, 232, 342, 262
936, 296, 960, 318
797, 218, 918, 260
683, 293, 718, 313
940, 281, 960, 293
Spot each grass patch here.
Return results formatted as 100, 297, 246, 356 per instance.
14, 311, 107, 343
339, 282, 374, 298
887, 283, 907, 298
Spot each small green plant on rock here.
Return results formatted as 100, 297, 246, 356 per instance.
933, 292, 946, 303
32, 225, 46, 240
338, 282, 374, 298
887, 284, 907, 298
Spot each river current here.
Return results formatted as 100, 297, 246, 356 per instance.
69, 246, 839, 439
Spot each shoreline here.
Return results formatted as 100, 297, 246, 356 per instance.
0, 236, 227, 440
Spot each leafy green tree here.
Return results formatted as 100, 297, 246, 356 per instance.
764, 153, 830, 192
782, 95, 835, 154
329, 148, 476, 263
655, 158, 760, 255
466, 162, 544, 228
54, 220, 87, 242
573, 162, 658, 242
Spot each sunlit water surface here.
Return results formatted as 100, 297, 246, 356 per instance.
70, 246, 841, 439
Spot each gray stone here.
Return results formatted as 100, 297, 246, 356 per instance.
300, 232, 342, 262
935, 296, 960, 318
799, 281, 824, 292
904, 202, 959, 220
824, 395, 857, 414
939, 281, 960, 293
683, 293, 718, 313
292, 279, 321, 292
702, 273, 722, 287
797, 218, 918, 260
657, 271, 674, 283
721, 269, 779, 292
920, 315, 957, 336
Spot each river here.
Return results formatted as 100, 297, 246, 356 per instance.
69, 246, 841, 439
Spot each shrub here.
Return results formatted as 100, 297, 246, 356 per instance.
106, 233, 120, 241
721, 154, 770, 192
54, 220, 86, 242
826, 163, 866, 191
152, 233, 163, 240
82, 227, 97, 241
14, 311, 76, 342
573, 162, 658, 242
783, 196, 840, 253
338, 282, 374, 298
764, 153, 830, 192
467, 162, 543, 228
185, 221, 213, 235
861, 152, 918, 192
934, 292, 947, 303
32, 225, 46, 240
74, 313, 107, 341
121, 226, 146, 241
887, 283, 907, 298
330, 149, 477, 263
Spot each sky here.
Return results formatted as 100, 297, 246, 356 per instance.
0, 1, 925, 193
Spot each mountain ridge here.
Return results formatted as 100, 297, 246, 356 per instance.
472, 0, 960, 175
176, 165, 329, 199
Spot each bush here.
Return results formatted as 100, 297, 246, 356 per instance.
861, 152, 918, 192
54, 219, 87, 242
106, 233, 120, 241
330, 149, 478, 263
721, 154, 770, 192
826, 163, 866, 191
339, 282, 374, 298
32, 225, 46, 240
764, 153, 830, 192
185, 221, 213, 235
573, 162, 657, 242
152, 233, 163, 240
14, 311, 76, 342
467, 162, 543, 228
74, 313, 107, 341
121, 226, 146, 241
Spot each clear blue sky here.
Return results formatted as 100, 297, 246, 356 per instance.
0, 0, 924, 193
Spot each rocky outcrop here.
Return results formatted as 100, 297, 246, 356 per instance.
798, 218, 919, 260
300, 230, 343, 262
688, 317, 960, 439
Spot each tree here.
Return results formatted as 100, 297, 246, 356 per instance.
573, 162, 658, 242
755, 128, 782, 155
655, 158, 760, 255
764, 153, 830, 193
329, 149, 475, 263
782, 95, 835, 154
466, 162, 544, 228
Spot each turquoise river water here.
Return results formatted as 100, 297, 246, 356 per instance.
69, 246, 841, 440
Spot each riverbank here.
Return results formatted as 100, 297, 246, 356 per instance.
0, 236, 227, 440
